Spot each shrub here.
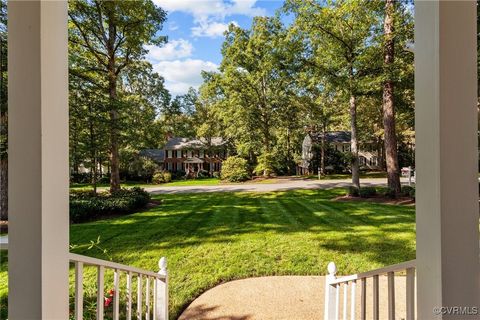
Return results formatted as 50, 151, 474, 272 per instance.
71, 172, 91, 184
127, 157, 159, 182
162, 171, 172, 183
401, 185, 415, 197
197, 170, 210, 178
212, 171, 221, 179
152, 172, 165, 184
172, 170, 186, 180
221, 156, 250, 182
359, 187, 377, 198
254, 152, 278, 176
384, 187, 397, 199
152, 171, 172, 184
70, 187, 151, 223
347, 186, 359, 197
409, 188, 415, 199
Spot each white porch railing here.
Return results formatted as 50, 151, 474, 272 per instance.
324, 260, 416, 320
69, 253, 168, 320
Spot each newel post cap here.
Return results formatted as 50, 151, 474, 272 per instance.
159, 257, 167, 274
327, 262, 337, 275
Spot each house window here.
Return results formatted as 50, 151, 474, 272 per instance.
177, 150, 182, 158
359, 156, 366, 166
167, 162, 172, 170
167, 150, 172, 158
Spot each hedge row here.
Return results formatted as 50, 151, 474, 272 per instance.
70, 187, 151, 223
347, 185, 415, 199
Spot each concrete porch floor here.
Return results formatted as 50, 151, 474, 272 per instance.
179, 275, 410, 320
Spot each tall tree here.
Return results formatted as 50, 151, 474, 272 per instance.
382, 0, 401, 193
212, 17, 295, 174
68, 0, 166, 192
285, 0, 381, 189
0, 1, 7, 220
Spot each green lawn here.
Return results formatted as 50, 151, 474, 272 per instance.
70, 178, 221, 190
0, 188, 415, 319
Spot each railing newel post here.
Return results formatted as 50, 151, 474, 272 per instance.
324, 261, 338, 320
155, 257, 168, 320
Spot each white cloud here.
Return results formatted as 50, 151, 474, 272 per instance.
154, 0, 266, 38
168, 21, 179, 31
145, 39, 193, 62
154, 0, 266, 20
191, 20, 238, 38
152, 59, 218, 96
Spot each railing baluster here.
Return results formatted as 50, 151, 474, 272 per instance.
97, 265, 105, 320
138, 275, 143, 320
406, 268, 415, 320
127, 271, 133, 320
360, 278, 366, 320
387, 272, 395, 320
153, 277, 158, 320
113, 269, 120, 320
350, 280, 356, 320
325, 261, 415, 320
146, 277, 151, 320
335, 283, 340, 320
372, 275, 379, 320
75, 261, 84, 320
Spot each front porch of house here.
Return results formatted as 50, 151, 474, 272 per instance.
5, 1, 480, 319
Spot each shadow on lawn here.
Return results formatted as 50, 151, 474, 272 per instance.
70, 189, 416, 269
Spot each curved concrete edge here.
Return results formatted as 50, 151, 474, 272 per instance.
178, 275, 410, 320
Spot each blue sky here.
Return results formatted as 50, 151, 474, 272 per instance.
147, 0, 285, 96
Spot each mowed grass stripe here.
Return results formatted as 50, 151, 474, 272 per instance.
0, 188, 416, 320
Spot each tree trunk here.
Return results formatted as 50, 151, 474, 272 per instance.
382, 0, 401, 194
107, 24, 121, 193
350, 95, 360, 189
320, 121, 326, 176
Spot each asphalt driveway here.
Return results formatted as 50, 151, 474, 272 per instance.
147, 177, 412, 194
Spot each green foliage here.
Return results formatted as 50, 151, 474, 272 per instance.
359, 187, 377, 198
384, 187, 397, 199
221, 156, 250, 182
347, 186, 360, 197
127, 156, 159, 182
152, 171, 172, 184
197, 170, 210, 178
69, 187, 150, 223
254, 152, 278, 176
68, 0, 168, 191
400, 185, 414, 197
212, 171, 221, 179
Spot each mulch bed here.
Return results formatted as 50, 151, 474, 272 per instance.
0, 220, 7, 233
333, 195, 415, 206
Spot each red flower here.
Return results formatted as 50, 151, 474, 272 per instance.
108, 289, 115, 296
104, 297, 113, 307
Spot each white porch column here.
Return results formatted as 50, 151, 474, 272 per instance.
415, 1, 479, 319
8, 1, 69, 319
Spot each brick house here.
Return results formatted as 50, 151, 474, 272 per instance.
140, 137, 228, 175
